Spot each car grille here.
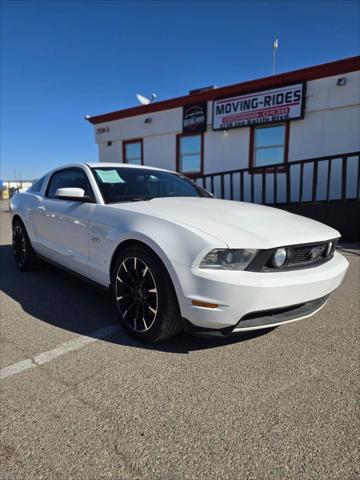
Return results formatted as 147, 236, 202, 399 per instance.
288, 243, 329, 267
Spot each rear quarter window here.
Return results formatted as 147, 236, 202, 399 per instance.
28, 176, 46, 193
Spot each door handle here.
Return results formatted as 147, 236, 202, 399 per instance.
37, 206, 46, 211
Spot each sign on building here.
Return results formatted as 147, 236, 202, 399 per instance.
97, 126, 110, 134
183, 103, 207, 133
212, 83, 305, 130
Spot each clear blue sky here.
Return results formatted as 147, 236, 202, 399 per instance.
1, 0, 359, 180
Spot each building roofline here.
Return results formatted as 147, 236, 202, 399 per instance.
86, 55, 360, 125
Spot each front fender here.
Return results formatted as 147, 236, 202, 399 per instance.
88, 206, 227, 290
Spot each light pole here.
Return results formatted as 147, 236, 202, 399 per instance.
273, 38, 279, 75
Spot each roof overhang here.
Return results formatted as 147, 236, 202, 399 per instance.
86, 56, 360, 125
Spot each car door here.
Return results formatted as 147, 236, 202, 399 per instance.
33, 167, 96, 276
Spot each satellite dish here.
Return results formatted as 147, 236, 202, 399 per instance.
136, 94, 151, 105
136, 93, 157, 105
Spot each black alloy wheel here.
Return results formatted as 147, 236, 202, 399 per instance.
115, 256, 158, 333
112, 246, 182, 342
12, 219, 38, 271
13, 224, 27, 269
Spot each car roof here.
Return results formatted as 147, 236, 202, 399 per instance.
85, 162, 173, 173
44, 163, 177, 180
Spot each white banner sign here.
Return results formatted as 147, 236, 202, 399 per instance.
212, 83, 305, 130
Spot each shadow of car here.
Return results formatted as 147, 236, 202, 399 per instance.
0, 244, 273, 355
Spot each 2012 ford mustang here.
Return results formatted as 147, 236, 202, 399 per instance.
10, 163, 348, 342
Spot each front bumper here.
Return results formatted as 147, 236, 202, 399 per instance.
233, 295, 328, 331
174, 252, 349, 331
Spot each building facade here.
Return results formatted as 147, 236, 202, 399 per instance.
87, 56, 360, 239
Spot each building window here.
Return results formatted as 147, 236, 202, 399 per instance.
123, 139, 143, 165
177, 133, 203, 175
252, 124, 287, 168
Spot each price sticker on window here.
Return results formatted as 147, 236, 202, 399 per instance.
95, 169, 125, 183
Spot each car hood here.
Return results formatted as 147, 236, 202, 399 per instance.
111, 197, 339, 249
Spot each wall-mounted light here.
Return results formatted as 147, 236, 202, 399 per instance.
336, 77, 346, 87
144, 117, 152, 124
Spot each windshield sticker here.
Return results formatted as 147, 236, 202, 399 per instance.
95, 169, 125, 183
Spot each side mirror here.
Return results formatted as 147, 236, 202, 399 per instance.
55, 187, 91, 202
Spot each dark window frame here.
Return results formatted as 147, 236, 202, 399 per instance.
122, 138, 144, 165
176, 132, 204, 177
249, 122, 290, 173
45, 167, 96, 202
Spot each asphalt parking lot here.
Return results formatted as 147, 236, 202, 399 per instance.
0, 209, 359, 480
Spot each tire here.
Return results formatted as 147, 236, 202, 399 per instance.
12, 219, 38, 271
111, 245, 183, 342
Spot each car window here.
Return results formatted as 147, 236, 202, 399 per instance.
28, 176, 46, 193
92, 167, 211, 204
47, 169, 94, 200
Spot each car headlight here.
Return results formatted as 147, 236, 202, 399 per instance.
326, 241, 333, 256
199, 249, 258, 270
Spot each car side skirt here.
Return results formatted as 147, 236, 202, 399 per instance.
35, 253, 111, 292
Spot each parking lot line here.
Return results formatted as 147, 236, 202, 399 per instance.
0, 324, 122, 380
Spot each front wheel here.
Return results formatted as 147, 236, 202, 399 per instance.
111, 246, 182, 342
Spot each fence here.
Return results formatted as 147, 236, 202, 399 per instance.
194, 152, 360, 204
194, 151, 360, 240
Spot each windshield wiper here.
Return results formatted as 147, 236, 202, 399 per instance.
110, 197, 155, 204
129, 197, 155, 202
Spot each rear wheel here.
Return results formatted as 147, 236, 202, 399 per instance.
112, 246, 182, 342
12, 219, 38, 271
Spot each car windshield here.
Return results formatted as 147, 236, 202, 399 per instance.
91, 167, 211, 204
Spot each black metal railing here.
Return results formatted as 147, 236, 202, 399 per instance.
194, 152, 360, 205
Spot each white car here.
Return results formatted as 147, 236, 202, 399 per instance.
10, 163, 348, 342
